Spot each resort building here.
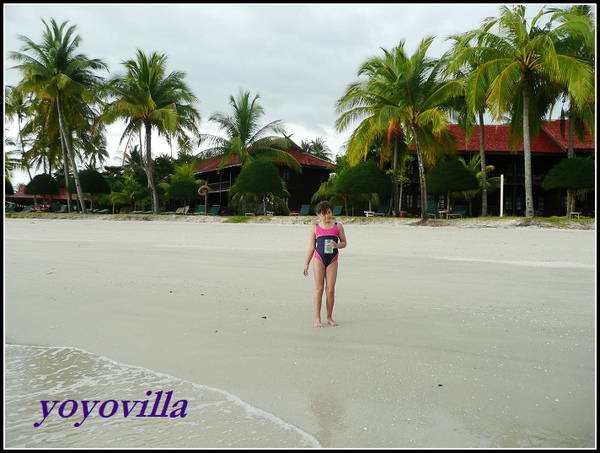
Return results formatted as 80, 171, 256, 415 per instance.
193, 138, 331, 214
401, 120, 595, 218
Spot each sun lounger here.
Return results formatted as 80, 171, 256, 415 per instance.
207, 205, 220, 216
448, 205, 467, 218
332, 205, 343, 216
298, 204, 311, 216
192, 205, 206, 215
373, 201, 390, 217
21, 205, 34, 213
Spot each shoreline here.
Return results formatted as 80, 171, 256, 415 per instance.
4, 218, 596, 447
4, 211, 596, 230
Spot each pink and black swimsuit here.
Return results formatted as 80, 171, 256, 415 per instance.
314, 222, 340, 267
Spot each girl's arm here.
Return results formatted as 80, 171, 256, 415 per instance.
333, 223, 347, 249
303, 225, 316, 276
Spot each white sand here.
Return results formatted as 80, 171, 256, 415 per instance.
4, 217, 596, 448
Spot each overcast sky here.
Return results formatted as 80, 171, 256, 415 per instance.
5, 3, 566, 186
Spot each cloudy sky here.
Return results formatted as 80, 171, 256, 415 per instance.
5, 3, 558, 186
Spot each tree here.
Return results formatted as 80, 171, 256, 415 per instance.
541, 157, 595, 192
24, 173, 60, 196
9, 18, 108, 213
67, 168, 111, 211
450, 5, 594, 218
230, 159, 288, 215
24, 173, 60, 206
204, 90, 301, 173
158, 162, 204, 209
457, 154, 500, 216
425, 159, 480, 214
103, 50, 201, 214
547, 5, 595, 217
301, 138, 334, 162
336, 38, 456, 222
333, 160, 391, 215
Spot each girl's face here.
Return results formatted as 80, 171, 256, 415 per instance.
318, 209, 332, 222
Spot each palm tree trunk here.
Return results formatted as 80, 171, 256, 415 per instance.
478, 111, 488, 217
566, 112, 575, 217
392, 142, 399, 216
522, 76, 534, 219
144, 122, 160, 214
59, 132, 73, 213
57, 92, 87, 213
413, 127, 428, 222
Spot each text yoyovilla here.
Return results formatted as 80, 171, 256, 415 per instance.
34, 390, 188, 427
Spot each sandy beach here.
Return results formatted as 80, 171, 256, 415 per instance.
4, 216, 596, 448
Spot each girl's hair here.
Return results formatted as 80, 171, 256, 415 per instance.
315, 200, 333, 214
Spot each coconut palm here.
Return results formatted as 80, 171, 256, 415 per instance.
336, 37, 456, 221
444, 32, 498, 217
450, 5, 594, 218
9, 18, 108, 213
103, 50, 201, 214
547, 5, 595, 217
301, 138, 334, 162
204, 90, 301, 172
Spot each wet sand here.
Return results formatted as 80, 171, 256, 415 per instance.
4, 217, 596, 447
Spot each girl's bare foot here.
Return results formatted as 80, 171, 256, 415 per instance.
327, 317, 338, 327
314, 319, 323, 328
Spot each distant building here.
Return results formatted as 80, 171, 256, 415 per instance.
193, 138, 331, 214
401, 120, 595, 217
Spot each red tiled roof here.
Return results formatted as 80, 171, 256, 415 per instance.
448, 120, 594, 154
540, 120, 595, 150
6, 185, 88, 202
194, 141, 331, 173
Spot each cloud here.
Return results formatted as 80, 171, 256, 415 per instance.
5, 3, 554, 186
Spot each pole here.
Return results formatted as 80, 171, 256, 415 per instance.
500, 174, 504, 217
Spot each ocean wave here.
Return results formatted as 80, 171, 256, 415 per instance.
5, 344, 321, 448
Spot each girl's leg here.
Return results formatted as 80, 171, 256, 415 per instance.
312, 258, 326, 328
325, 260, 339, 326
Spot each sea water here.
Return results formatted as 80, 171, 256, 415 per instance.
5, 344, 321, 448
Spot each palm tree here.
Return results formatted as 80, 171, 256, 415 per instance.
444, 33, 497, 217
203, 90, 301, 173
103, 50, 201, 214
9, 18, 108, 213
547, 5, 595, 217
450, 5, 594, 218
336, 37, 456, 221
301, 138, 334, 162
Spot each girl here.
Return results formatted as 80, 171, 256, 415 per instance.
303, 201, 347, 327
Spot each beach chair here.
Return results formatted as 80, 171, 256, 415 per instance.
161, 207, 184, 215
5, 202, 16, 212
373, 201, 390, 217
21, 205, 34, 213
207, 205, 220, 216
58, 204, 68, 213
175, 205, 190, 215
448, 205, 467, 219
299, 204, 311, 216
192, 205, 206, 215
427, 203, 438, 219
332, 205, 343, 216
